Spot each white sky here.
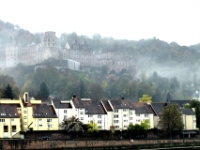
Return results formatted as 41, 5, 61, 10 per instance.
0, 0, 200, 46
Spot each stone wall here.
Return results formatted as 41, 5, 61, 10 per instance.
1, 139, 200, 149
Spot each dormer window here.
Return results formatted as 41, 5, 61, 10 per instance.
25, 93, 28, 103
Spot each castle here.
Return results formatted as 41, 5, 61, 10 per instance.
5, 31, 137, 75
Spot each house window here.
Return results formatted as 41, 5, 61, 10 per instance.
123, 109, 127, 112
64, 110, 67, 113
24, 116, 27, 119
97, 115, 102, 118
124, 120, 128, 122
114, 109, 118, 113
98, 120, 102, 124
39, 119, 42, 121
88, 115, 93, 117
114, 126, 119, 129
24, 110, 27, 114
0, 119, 5, 122
80, 112, 84, 115
145, 114, 149, 117
47, 119, 52, 122
48, 124, 52, 128
114, 120, 119, 123
123, 114, 127, 117
136, 114, 140, 117
39, 124, 42, 127
4, 126, 8, 132
130, 117, 133, 120
12, 126, 16, 132
11, 119, 14, 121
114, 115, 118, 118
98, 126, 102, 129
64, 115, 67, 119
80, 117, 84, 120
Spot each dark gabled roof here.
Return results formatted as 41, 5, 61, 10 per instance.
170, 100, 191, 107
109, 99, 130, 109
32, 104, 57, 118
181, 108, 195, 115
52, 98, 72, 109
0, 104, 20, 118
132, 102, 154, 114
151, 102, 166, 116
72, 97, 84, 108
101, 100, 113, 111
83, 101, 106, 114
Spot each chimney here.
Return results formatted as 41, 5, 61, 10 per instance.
72, 94, 76, 99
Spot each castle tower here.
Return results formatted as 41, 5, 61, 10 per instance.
43, 31, 56, 47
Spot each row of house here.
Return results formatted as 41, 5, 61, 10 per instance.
0, 92, 197, 138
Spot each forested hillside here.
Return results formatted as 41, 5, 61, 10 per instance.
0, 20, 43, 46
0, 20, 200, 101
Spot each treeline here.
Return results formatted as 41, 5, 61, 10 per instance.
0, 20, 200, 101
1, 20, 200, 67
1, 64, 194, 101
0, 20, 43, 46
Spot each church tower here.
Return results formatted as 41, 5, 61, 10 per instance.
43, 31, 56, 47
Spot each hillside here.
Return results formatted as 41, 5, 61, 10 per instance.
1, 20, 200, 101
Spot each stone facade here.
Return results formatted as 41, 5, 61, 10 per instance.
5, 31, 137, 75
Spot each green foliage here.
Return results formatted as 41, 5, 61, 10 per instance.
158, 103, 184, 134
141, 120, 150, 130
0, 21, 198, 100
60, 116, 84, 137
0, 75, 19, 99
139, 94, 152, 103
39, 82, 49, 100
2, 84, 14, 99
127, 123, 147, 138
87, 121, 98, 133
186, 100, 200, 129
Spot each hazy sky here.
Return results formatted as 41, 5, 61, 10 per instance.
0, 0, 200, 46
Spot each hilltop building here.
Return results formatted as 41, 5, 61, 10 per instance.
4, 31, 137, 75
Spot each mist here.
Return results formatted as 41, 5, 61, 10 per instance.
0, 20, 200, 101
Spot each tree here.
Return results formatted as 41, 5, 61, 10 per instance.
158, 103, 184, 136
139, 94, 152, 103
2, 84, 14, 99
127, 123, 146, 139
60, 116, 84, 138
39, 82, 49, 100
87, 121, 98, 135
186, 100, 200, 128
140, 119, 150, 130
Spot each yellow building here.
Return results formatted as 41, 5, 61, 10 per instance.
0, 92, 58, 138
19, 92, 58, 131
0, 102, 21, 138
